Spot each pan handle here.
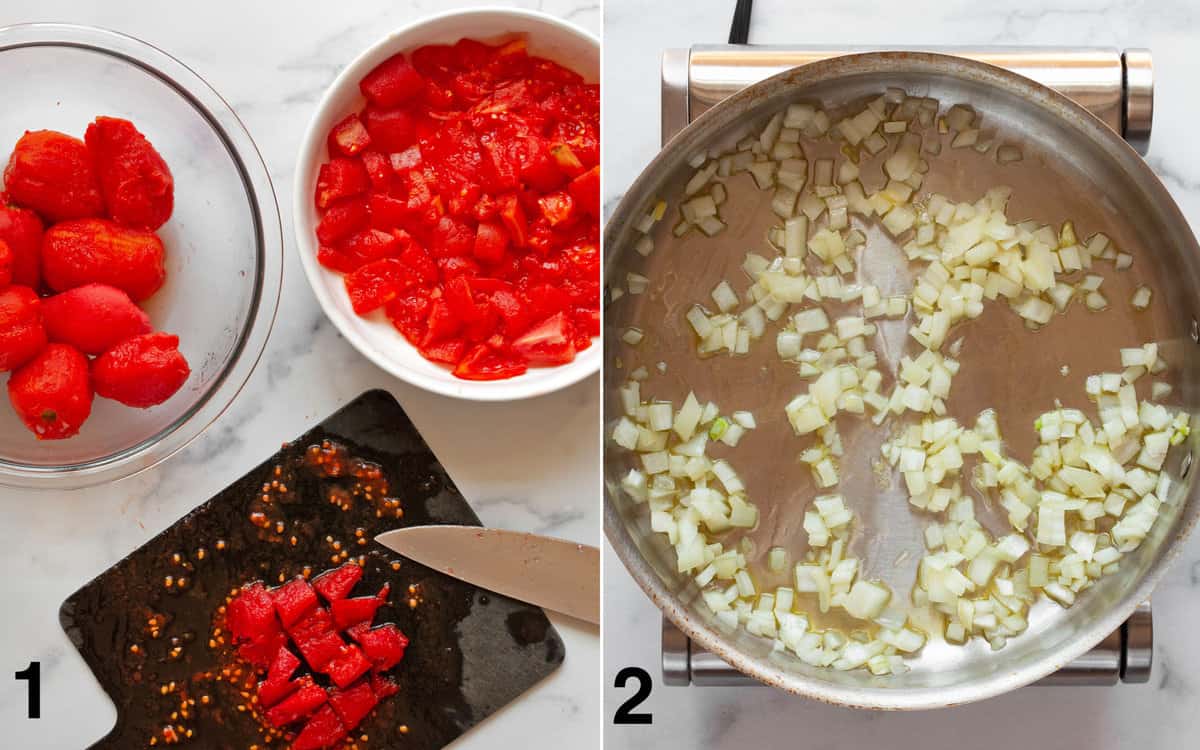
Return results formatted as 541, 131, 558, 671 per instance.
661, 607, 1152, 688
669, 45, 1153, 155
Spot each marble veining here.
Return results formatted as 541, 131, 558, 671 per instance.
0, 1, 599, 748
604, 0, 1200, 747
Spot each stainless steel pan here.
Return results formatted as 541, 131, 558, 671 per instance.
603, 52, 1200, 709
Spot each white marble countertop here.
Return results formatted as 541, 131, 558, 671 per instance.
603, 1, 1200, 747
0, 1, 600, 748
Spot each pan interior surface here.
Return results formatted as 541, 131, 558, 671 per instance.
603, 53, 1200, 709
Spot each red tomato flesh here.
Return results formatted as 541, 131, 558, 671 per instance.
313, 38, 599, 380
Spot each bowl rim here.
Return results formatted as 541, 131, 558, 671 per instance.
292, 6, 600, 403
0, 22, 283, 489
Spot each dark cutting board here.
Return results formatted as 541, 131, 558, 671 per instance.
60, 389, 564, 749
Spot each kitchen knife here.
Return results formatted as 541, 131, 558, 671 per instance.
376, 526, 600, 625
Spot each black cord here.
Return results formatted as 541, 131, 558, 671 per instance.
728, 0, 753, 44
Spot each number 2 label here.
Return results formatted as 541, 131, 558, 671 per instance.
612, 666, 652, 725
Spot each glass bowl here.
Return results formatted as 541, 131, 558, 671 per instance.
0, 23, 282, 489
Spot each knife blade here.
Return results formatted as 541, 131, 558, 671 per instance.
375, 526, 600, 625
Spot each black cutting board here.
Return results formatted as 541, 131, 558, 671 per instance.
60, 389, 564, 749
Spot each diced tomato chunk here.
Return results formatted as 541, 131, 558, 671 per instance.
285, 604, 334, 642
345, 258, 408, 314
330, 595, 386, 631
349, 623, 409, 672
360, 151, 391, 191
399, 240, 437, 285
293, 704, 348, 750
568, 166, 600, 217
344, 229, 401, 264
360, 53, 425, 108
326, 644, 373, 689
429, 215, 474, 258
328, 680, 379, 730
367, 193, 407, 231
385, 287, 431, 342
227, 582, 279, 642
316, 198, 368, 245
312, 562, 363, 602
453, 344, 527, 381
370, 673, 400, 699
328, 114, 372, 157
490, 289, 533, 337
272, 578, 319, 628
538, 191, 575, 226
524, 283, 573, 323
420, 338, 467, 364
238, 630, 287, 669
473, 220, 509, 262
442, 276, 479, 321
389, 145, 421, 172
265, 680, 328, 727
514, 137, 564, 191
549, 143, 585, 177
363, 106, 417, 152
422, 298, 459, 345
498, 194, 527, 247
258, 646, 302, 708
315, 158, 368, 209
317, 245, 357, 273
511, 312, 577, 366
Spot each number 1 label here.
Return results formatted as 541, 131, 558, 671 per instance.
15, 661, 40, 719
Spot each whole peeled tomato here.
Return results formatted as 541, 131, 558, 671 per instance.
42, 218, 166, 301
0, 203, 44, 287
8, 343, 93, 440
0, 239, 11, 287
92, 332, 190, 408
85, 116, 175, 230
0, 285, 47, 372
3, 130, 104, 222
42, 283, 152, 356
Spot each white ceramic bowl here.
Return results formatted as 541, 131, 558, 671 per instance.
294, 7, 600, 401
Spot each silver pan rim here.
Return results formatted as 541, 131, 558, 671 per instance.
603, 50, 1200, 710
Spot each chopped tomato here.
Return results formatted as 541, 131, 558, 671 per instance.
315, 158, 368, 209
568, 166, 600, 217
359, 53, 425, 108
344, 229, 401, 265
421, 338, 466, 364
360, 151, 391, 191
473, 220, 508, 262
549, 143, 585, 178
422, 298, 459, 346
328, 114, 372, 157
344, 258, 408, 314
453, 344, 527, 380
538, 191, 575, 226
367, 193, 407, 231
316, 198, 369, 245
498, 194, 527, 247
363, 107, 417, 152
428, 215, 474, 258
312, 38, 599, 380
511, 312, 577, 366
